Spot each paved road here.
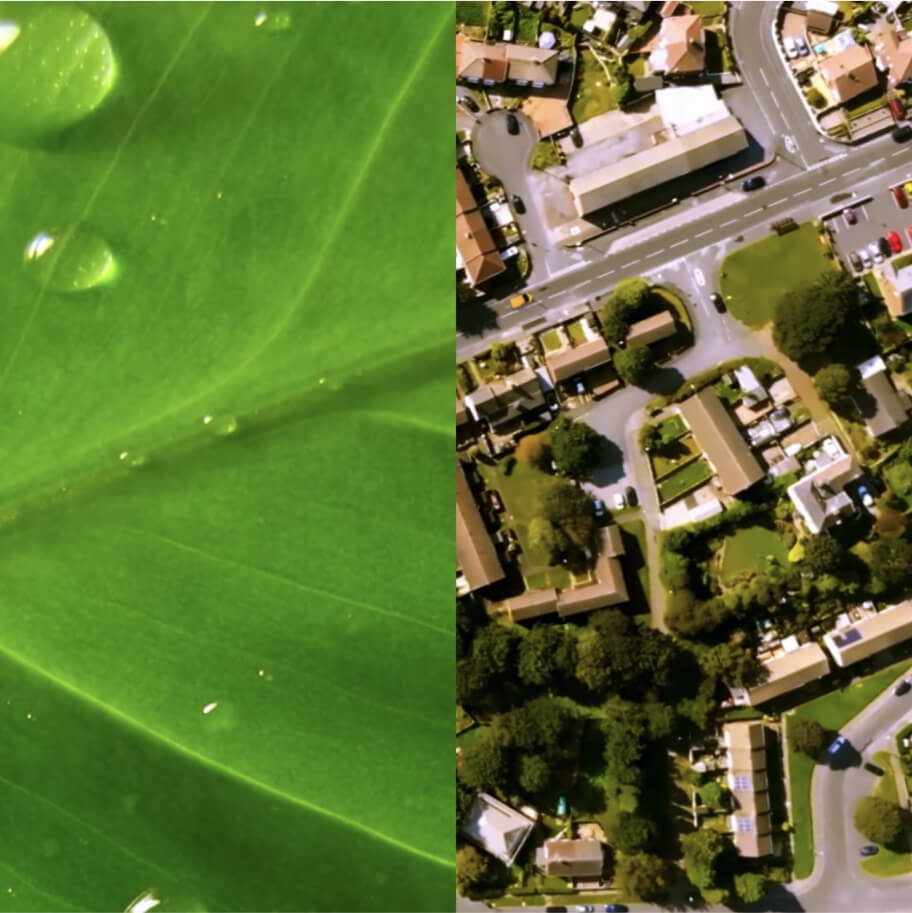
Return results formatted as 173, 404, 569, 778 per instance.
795, 665, 912, 912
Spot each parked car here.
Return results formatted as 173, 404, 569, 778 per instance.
861, 845, 879, 857
869, 241, 885, 263
892, 125, 912, 142
843, 207, 858, 226
510, 292, 533, 308
784, 36, 799, 59
742, 175, 766, 191
864, 762, 886, 776
625, 485, 638, 507
860, 248, 873, 269
828, 735, 848, 756
506, 112, 519, 135
795, 35, 809, 55
575, 906, 594, 913
459, 95, 479, 113
575, 379, 586, 395
604, 907, 628, 913
891, 96, 906, 121
511, 194, 526, 214
895, 679, 911, 696
487, 490, 504, 512
570, 127, 583, 148
893, 186, 908, 209
888, 229, 904, 253
613, 492, 626, 510
849, 251, 863, 272
857, 484, 874, 507
545, 908, 568, 913
711, 292, 726, 312
593, 498, 606, 519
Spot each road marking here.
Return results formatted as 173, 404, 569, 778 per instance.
693, 268, 706, 287
844, 166, 862, 176
821, 177, 837, 186
770, 197, 789, 206
759, 66, 770, 87
793, 187, 812, 196
695, 229, 712, 238
598, 270, 615, 278
744, 208, 762, 217
871, 157, 885, 167
620, 260, 639, 269
669, 239, 688, 248
720, 218, 738, 227
892, 148, 908, 157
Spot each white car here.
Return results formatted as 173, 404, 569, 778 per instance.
860, 248, 873, 269
613, 492, 626, 510
795, 35, 809, 55
869, 241, 885, 263
784, 36, 799, 59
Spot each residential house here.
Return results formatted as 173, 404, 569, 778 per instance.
734, 365, 768, 407
876, 254, 912, 318
871, 19, 912, 86
625, 310, 676, 346
456, 460, 504, 594
456, 36, 560, 87
456, 208, 506, 287
730, 642, 831, 706
535, 838, 604, 878
457, 396, 476, 448
505, 587, 559, 622
823, 600, 912, 667
624, 0, 653, 24
461, 793, 537, 865
568, 86, 747, 214
556, 526, 628, 616
856, 355, 908, 437
545, 336, 613, 386
678, 388, 765, 496
723, 722, 774, 858
819, 43, 879, 105
648, 14, 705, 74
787, 436, 861, 535
464, 367, 547, 434
806, 0, 840, 35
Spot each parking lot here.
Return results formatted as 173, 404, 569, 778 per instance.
826, 181, 912, 273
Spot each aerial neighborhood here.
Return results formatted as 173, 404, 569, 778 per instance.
455, 2, 912, 911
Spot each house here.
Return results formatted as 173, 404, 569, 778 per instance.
734, 365, 768, 407
856, 355, 908, 437
806, 0, 840, 35
648, 14, 705, 74
723, 722, 774, 858
456, 208, 506, 287
556, 526, 628, 617
819, 43, 879, 105
544, 336, 612, 385
568, 87, 747, 215
456, 460, 504, 593
535, 838, 604, 878
678, 388, 765, 496
787, 436, 860, 535
461, 793, 537, 865
625, 310, 676, 346
731, 642, 830, 706
464, 367, 547, 433
505, 587, 559, 622
875, 254, 912, 317
871, 19, 912, 86
823, 600, 912, 667
456, 36, 560, 87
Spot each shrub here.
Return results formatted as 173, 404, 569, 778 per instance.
806, 87, 825, 109
515, 432, 550, 468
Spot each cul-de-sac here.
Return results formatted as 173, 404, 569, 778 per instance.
455, 2, 912, 911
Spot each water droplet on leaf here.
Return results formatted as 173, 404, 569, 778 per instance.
24, 223, 115, 292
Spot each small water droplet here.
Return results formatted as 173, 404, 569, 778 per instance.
0, 22, 20, 55
319, 377, 325, 385
118, 450, 146, 468
216, 190, 223, 200
201, 701, 217, 715
202, 413, 238, 436
26, 712, 32, 720
253, 10, 291, 32
24, 223, 115, 292
257, 669, 265, 677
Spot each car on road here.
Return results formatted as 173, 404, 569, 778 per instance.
784, 36, 799, 59
570, 127, 583, 148
511, 194, 525, 214
604, 907, 628, 912
625, 486, 638, 507
575, 906, 594, 913
459, 95, 479, 113
506, 112, 519, 135
711, 292, 726, 312
857, 483, 875, 507
869, 241, 885, 263
892, 125, 912, 142
893, 186, 908, 209
895, 679, 911, 696
860, 248, 873, 269
510, 292, 533, 308
864, 761, 886, 776
844, 207, 858, 226
613, 492, 626, 511
861, 845, 879, 857
828, 735, 848, 756
741, 175, 765, 191
545, 907, 568, 913
849, 251, 863, 272
593, 498, 606, 519
890, 96, 906, 121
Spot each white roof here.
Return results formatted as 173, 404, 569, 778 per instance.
858, 354, 888, 380
539, 30, 557, 49
461, 793, 536, 865
808, 0, 839, 14
593, 8, 617, 30
655, 85, 729, 136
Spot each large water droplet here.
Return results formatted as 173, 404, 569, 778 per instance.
253, 9, 292, 32
24, 224, 115, 292
125, 887, 206, 913
201, 413, 238, 436
0, 6, 116, 144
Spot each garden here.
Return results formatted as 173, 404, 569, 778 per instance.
719, 526, 791, 586
860, 749, 912, 877
571, 49, 621, 123
656, 458, 713, 505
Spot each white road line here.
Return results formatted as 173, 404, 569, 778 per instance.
669, 239, 688, 248
892, 148, 907, 157
720, 218, 738, 227
598, 270, 615, 278
744, 208, 762, 217
695, 229, 713, 238
770, 198, 789, 206
620, 260, 639, 269
871, 158, 885, 167
821, 177, 837, 186
845, 166, 862, 176
793, 187, 812, 196
759, 66, 770, 87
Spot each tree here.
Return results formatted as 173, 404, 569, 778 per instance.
876, 507, 907, 538
550, 415, 603, 479
515, 432, 550, 468
493, 696, 577, 764
806, 87, 825, 108
600, 277, 650, 341
489, 341, 517, 376
456, 844, 504, 897
789, 716, 826, 758
518, 753, 551, 795
681, 829, 729, 891
459, 730, 512, 793
614, 344, 655, 386
609, 812, 657, 853
813, 363, 856, 411
517, 624, 577, 689
638, 422, 661, 452
734, 872, 768, 903
601, 705, 649, 790
613, 277, 651, 311
613, 852, 669, 901
541, 482, 595, 548
802, 534, 847, 575
698, 641, 763, 687
699, 780, 724, 809
772, 272, 857, 362
868, 537, 912, 590
613, 77, 633, 106
854, 795, 904, 846
528, 516, 571, 564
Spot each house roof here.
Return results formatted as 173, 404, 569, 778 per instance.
648, 14, 705, 73
723, 721, 773, 857
456, 210, 505, 286
456, 460, 504, 592
456, 37, 559, 85
743, 643, 830, 705
856, 358, 907, 436
466, 368, 546, 429
678, 389, 764, 495
877, 255, 912, 317
545, 336, 612, 383
504, 587, 560, 622
819, 44, 879, 103
787, 446, 861, 535
456, 168, 478, 216
823, 600, 912, 667
457, 397, 471, 426
872, 20, 912, 85
505, 44, 561, 84
556, 561, 628, 615
602, 523, 625, 557
535, 838, 604, 878
626, 310, 676, 345
461, 793, 536, 865
730, 814, 775, 858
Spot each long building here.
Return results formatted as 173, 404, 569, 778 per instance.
723, 721, 774, 858
732, 642, 831, 706
823, 601, 912, 667
456, 460, 504, 593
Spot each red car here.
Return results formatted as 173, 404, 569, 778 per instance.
887, 230, 903, 254
893, 185, 908, 208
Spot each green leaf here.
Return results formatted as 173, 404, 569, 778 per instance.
0, 2, 454, 910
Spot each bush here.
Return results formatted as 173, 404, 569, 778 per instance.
515, 432, 550, 468
806, 87, 825, 109
789, 716, 826, 758
854, 795, 904, 846
503, 456, 517, 475
614, 344, 655, 386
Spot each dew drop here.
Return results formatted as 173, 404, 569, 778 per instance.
202, 413, 238, 436
24, 223, 115, 292
118, 450, 146, 468
0, 6, 116, 144
257, 669, 265, 678
124, 891, 160, 913
253, 10, 291, 32
201, 701, 218, 715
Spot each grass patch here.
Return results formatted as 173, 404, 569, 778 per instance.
719, 223, 834, 328
861, 750, 912, 876
567, 320, 587, 345
656, 414, 687, 444
651, 437, 700, 479
532, 139, 561, 170
571, 49, 618, 124
657, 457, 713, 504
456, 1, 490, 26
620, 519, 650, 612
516, 6, 541, 43
720, 525, 790, 585
540, 328, 564, 353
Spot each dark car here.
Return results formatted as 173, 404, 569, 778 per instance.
460, 95, 479, 113
487, 490, 504, 512
892, 125, 912, 142
511, 194, 526, 214
545, 908, 568, 913
742, 175, 766, 191
893, 186, 909, 209
861, 845, 879, 857
864, 762, 886, 776
604, 905, 628, 912
571, 126, 583, 148
849, 251, 863, 272
625, 486, 638, 507
844, 207, 857, 225
506, 112, 519, 135
827, 735, 848, 756
880, 236, 893, 258
711, 292, 726, 312
895, 679, 911, 696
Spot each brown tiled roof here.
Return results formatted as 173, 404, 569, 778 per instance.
650, 14, 705, 73
456, 168, 478, 216
545, 337, 611, 383
536, 838, 604, 878
626, 310, 676, 345
505, 588, 559, 622
819, 45, 878, 104
556, 527, 629, 616
456, 460, 504, 591
456, 210, 505, 286
873, 25, 912, 85
456, 36, 559, 85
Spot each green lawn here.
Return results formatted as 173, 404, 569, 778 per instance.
720, 526, 790, 585
540, 328, 564, 353
719, 223, 835, 327
456, 0, 490, 27
657, 457, 713, 504
571, 50, 618, 124
516, 6, 541, 43
567, 319, 587, 345
651, 436, 700, 479
861, 750, 912, 877
788, 659, 912, 878
656, 414, 687, 444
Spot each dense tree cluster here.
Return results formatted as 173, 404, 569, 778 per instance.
600, 277, 650, 342
612, 852, 669, 901
789, 717, 826, 759
854, 795, 904, 847
614, 344, 655, 387
813, 363, 856, 412
549, 416, 603, 479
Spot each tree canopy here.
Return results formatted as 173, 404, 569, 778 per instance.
789, 717, 826, 759
600, 277, 650, 341
613, 852, 669, 901
528, 516, 572, 565
515, 431, 550, 468
681, 829, 730, 891
517, 624, 577, 689
867, 537, 912, 591
608, 812, 657, 853
734, 872, 768, 903
802, 534, 847, 576
638, 422, 660, 452
488, 341, 517, 376
614, 343, 655, 386
813, 363, 856, 411
540, 482, 595, 549
772, 272, 857, 362
456, 844, 506, 897
854, 795, 904, 846
549, 415, 603, 479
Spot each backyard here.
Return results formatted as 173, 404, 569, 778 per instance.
861, 750, 912, 877
570, 49, 618, 124
456, 1, 490, 27
787, 659, 912, 878
650, 435, 700, 479
719, 525, 790, 585
719, 223, 835, 327
657, 457, 713, 504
